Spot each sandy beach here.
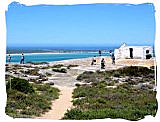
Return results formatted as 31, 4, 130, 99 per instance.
6, 57, 156, 119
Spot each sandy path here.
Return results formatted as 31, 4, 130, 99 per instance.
37, 86, 74, 120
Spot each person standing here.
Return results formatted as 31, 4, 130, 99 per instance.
20, 53, 24, 64
110, 50, 115, 65
99, 50, 102, 56
8, 54, 11, 63
91, 56, 96, 65
101, 58, 105, 69
109, 50, 112, 57
111, 53, 115, 65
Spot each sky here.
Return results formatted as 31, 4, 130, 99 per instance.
6, 2, 155, 48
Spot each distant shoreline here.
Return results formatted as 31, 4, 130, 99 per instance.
6, 49, 109, 54
6, 52, 104, 56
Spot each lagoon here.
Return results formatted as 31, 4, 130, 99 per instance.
6, 52, 110, 63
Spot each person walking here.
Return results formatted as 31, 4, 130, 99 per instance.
8, 54, 11, 63
101, 58, 105, 69
20, 53, 24, 64
111, 53, 115, 65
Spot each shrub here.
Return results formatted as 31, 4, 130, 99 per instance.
116, 66, 154, 77
46, 72, 52, 76
67, 65, 78, 69
49, 82, 54, 85
75, 83, 81, 87
63, 109, 83, 120
113, 71, 120, 77
146, 54, 152, 59
107, 81, 115, 86
76, 71, 94, 81
64, 74, 157, 120
6, 81, 60, 118
6, 77, 34, 94
52, 64, 64, 68
52, 68, 67, 73
27, 62, 49, 65
24, 68, 40, 76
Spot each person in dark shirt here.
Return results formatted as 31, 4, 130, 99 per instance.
91, 56, 96, 65
99, 50, 102, 56
20, 53, 24, 64
110, 50, 115, 65
111, 53, 115, 65
8, 54, 11, 63
101, 58, 105, 69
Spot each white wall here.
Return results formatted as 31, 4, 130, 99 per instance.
114, 46, 153, 59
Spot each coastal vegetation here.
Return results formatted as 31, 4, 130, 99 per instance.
24, 68, 40, 76
67, 64, 79, 69
52, 64, 64, 68
6, 77, 60, 118
5, 58, 157, 120
27, 62, 49, 65
146, 54, 152, 59
52, 68, 67, 73
63, 66, 157, 120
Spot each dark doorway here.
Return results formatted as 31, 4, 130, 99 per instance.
146, 50, 149, 54
129, 48, 133, 59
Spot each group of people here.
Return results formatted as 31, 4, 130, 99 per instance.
8, 53, 25, 64
91, 50, 115, 69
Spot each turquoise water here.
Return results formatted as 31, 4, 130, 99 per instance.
6, 52, 110, 63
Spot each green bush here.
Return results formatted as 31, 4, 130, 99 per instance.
52, 68, 67, 73
52, 64, 64, 68
24, 68, 40, 76
6, 80, 60, 118
67, 64, 78, 69
146, 54, 152, 59
6, 77, 34, 94
113, 71, 120, 77
64, 75, 157, 120
27, 62, 49, 65
75, 83, 81, 87
117, 66, 154, 77
46, 72, 52, 76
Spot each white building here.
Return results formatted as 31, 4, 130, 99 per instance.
114, 43, 153, 60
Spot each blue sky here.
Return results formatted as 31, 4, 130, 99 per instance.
6, 2, 155, 48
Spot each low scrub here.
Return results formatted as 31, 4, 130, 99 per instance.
27, 62, 49, 65
67, 64, 78, 69
6, 78, 60, 118
52, 64, 64, 68
63, 66, 157, 120
76, 66, 154, 83
6, 77, 34, 94
64, 82, 157, 120
52, 68, 67, 73
114, 66, 154, 77
24, 68, 40, 76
